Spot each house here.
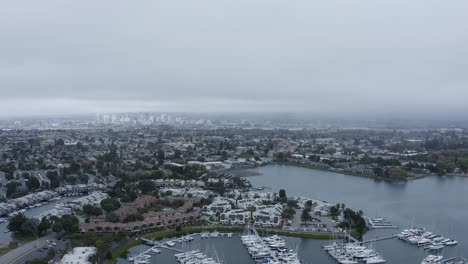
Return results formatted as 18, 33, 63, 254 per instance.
220, 209, 250, 225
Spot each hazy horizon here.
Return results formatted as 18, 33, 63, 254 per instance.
1, 0, 467, 118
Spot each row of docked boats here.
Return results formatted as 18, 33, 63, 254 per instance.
421, 255, 444, 264
241, 234, 301, 264
166, 235, 195, 247
366, 217, 398, 229
200, 231, 233, 238
397, 228, 458, 251
323, 243, 386, 264
421, 255, 468, 264
175, 250, 221, 264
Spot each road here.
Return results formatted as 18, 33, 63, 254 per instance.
0, 234, 55, 264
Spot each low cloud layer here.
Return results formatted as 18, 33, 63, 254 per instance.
1, 0, 467, 118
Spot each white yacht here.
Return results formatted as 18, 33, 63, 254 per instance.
166, 241, 176, 247
426, 243, 444, 250
421, 255, 443, 264
365, 256, 386, 264
150, 248, 161, 254
445, 240, 458, 246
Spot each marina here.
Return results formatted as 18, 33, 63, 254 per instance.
130, 232, 236, 264
397, 228, 458, 251
323, 242, 386, 264
175, 250, 221, 264
111, 165, 468, 264
241, 234, 301, 264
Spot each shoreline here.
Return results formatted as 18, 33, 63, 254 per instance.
270, 162, 432, 182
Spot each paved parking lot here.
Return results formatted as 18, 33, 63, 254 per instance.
14, 238, 67, 264
283, 209, 338, 233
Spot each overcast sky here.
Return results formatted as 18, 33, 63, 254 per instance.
1, 0, 467, 118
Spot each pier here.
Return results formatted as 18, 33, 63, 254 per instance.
140, 237, 184, 252
441, 257, 456, 263
360, 235, 398, 244
344, 232, 397, 244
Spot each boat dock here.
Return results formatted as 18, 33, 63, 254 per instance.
441, 257, 456, 263
366, 217, 399, 229
345, 231, 398, 244
140, 237, 183, 252
241, 224, 301, 263
360, 235, 398, 244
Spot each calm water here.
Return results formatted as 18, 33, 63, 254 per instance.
248, 165, 468, 263
121, 164, 468, 263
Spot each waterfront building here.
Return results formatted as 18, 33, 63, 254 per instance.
220, 209, 250, 225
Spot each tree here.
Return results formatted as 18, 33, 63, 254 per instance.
55, 139, 65, 146
157, 149, 165, 164
387, 166, 408, 179
105, 212, 119, 223
83, 205, 103, 216
20, 218, 39, 236
8, 213, 28, 234
122, 213, 144, 223
101, 198, 121, 212
301, 208, 312, 222
38, 217, 51, 235
174, 149, 182, 159
47, 171, 60, 188
329, 205, 339, 217
373, 167, 384, 176
49, 215, 59, 223
339, 208, 367, 237
282, 207, 296, 220
278, 189, 287, 203
60, 215, 79, 233
286, 199, 298, 208
79, 174, 89, 184
96, 160, 105, 172
6, 182, 17, 197
247, 206, 257, 220
138, 180, 155, 194
51, 222, 63, 233
95, 239, 105, 250
66, 176, 78, 184
26, 177, 41, 191
324, 147, 336, 154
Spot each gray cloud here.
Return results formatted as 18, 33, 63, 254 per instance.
1, 0, 467, 117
